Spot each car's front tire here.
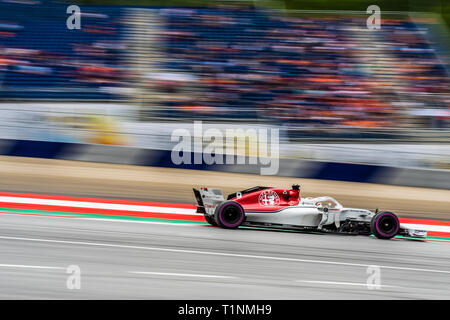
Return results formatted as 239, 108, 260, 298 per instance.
214, 201, 245, 229
371, 211, 400, 239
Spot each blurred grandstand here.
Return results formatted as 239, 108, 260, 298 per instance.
0, 0, 449, 142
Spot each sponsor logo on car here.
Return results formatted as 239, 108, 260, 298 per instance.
258, 190, 280, 206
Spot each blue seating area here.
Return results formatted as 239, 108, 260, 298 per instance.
0, 1, 126, 100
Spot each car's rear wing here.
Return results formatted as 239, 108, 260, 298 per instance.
193, 188, 225, 215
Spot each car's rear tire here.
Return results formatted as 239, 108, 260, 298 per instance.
204, 214, 218, 226
370, 211, 400, 239
214, 201, 245, 229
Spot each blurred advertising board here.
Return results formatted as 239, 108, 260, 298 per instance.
0, 102, 134, 145
0, 103, 448, 170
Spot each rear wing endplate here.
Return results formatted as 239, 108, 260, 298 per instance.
193, 188, 225, 215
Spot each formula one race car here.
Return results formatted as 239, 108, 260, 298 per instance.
193, 185, 427, 240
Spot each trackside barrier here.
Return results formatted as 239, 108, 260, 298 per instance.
0, 139, 448, 189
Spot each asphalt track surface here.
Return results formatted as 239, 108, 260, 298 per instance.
0, 156, 449, 299
1, 214, 450, 299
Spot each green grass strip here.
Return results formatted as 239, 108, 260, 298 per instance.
0, 207, 208, 225
416, 236, 450, 242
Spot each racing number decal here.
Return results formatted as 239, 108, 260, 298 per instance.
258, 190, 280, 206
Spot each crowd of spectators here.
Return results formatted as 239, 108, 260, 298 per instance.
0, 1, 448, 128
157, 7, 449, 128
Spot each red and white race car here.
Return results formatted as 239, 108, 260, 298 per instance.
193, 185, 426, 240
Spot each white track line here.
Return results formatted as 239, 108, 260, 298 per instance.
0, 235, 449, 275
129, 271, 236, 279
0, 263, 63, 270
296, 280, 397, 288
0, 196, 198, 215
